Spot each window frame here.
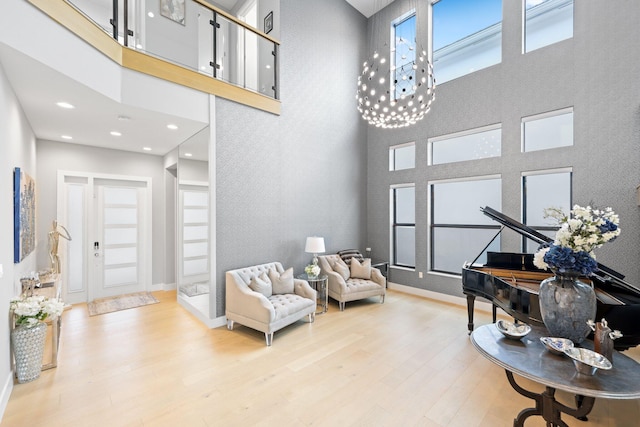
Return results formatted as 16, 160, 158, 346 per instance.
523, 0, 574, 54
428, 123, 502, 165
391, 11, 418, 101
428, 175, 502, 275
389, 141, 416, 171
390, 183, 416, 269
431, 0, 503, 84
521, 107, 574, 152
521, 168, 572, 252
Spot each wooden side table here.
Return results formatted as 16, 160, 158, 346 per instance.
298, 274, 328, 314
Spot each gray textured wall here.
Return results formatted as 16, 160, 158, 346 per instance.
214, 0, 368, 316
367, 1, 640, 296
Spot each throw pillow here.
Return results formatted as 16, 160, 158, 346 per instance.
249, 274, 272, 297
332, 258, 350, 281
269, 267, 295, 294
337, 249, 365, 265
350, 257, 372, 280
259, 271, 272, 286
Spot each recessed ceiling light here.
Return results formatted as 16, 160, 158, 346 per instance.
148, 11, 154, 18
56, 101, 75, 109
167, 124, 178, 130
143, 147, 152, 151
110, 131, 122, 136
184, 152, 193, 157
61, 135, 73, 140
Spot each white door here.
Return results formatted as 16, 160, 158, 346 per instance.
178, 183, 209, 287
58, 172, 152, 303
93, 179, 149, 299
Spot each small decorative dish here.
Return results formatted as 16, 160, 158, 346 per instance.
540, 337, 574, 355
495, 320, 531, 340
564, 347, 612, 376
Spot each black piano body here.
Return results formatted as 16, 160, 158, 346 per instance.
462, 206, 640, 350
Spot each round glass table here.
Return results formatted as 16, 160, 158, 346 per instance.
297, 274, 328, 314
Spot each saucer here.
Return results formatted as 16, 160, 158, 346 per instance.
495, 320, 531, 340
540, 337, 574, 355
564, 347, 612, 375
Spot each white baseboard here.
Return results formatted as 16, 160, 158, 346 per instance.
149, 282, 176, 292
176, 295, 226, 329
0, 370, 14, 423
388, 281, 495, 315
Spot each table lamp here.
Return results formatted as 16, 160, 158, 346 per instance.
305, 236, 325, 265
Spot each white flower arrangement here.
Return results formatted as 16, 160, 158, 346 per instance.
10, 295, 65, 327
533, 205, 620, 275
305, 264, 321, 277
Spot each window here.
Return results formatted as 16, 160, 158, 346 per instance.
524, 0, 573, 53
522, 170, 572, 252
429, 125, 501, 165
522, 108, 573, 152
432, 0, 502, 83
392, 185, 415, 268
393, 13, 417, 100
430, 177, 501, 274
390, 142, 416, 171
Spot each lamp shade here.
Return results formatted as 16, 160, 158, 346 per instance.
305, 237, 325, 254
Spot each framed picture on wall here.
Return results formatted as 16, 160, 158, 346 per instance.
264, 11, 273, 34
14, 167, 36, 263
160, 0, 186, 25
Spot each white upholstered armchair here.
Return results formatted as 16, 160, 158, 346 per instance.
225, 262, 317, 346
318, 254, 386, 311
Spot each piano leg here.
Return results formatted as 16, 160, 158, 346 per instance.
466, 295, 476, 334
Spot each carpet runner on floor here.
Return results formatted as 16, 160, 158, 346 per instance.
87, 291, 159, 316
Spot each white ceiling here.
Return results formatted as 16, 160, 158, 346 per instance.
0, 1, 378, 161
345, 0, 394, 18
0, 43, 207, 158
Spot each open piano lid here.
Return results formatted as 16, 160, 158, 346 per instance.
480, 206, 639, 291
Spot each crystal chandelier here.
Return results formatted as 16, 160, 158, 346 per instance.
356, 1, 436, 129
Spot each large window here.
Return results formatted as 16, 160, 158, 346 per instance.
430, 177, 502, 274
429, 125, 501, 165
522, 170, 572, 252
522, 108, 573, 152
432, 0, 502, 83
392, 185, 415, 268
390, 142, 416, 171
524, 0, 573, 53
393, 13, 417, 100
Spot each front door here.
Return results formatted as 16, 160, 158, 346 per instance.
58, 172, 152, 303
93, 178, 149, 299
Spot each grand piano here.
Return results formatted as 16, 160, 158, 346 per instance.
462, 206, 640, 350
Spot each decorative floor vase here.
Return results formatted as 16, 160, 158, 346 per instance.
11, 322, 47, 383
539, 271, 596, 344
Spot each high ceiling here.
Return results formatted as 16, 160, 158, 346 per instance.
0, 43, 207, 158
345, 0, 394, 18
0, 1, 380, 160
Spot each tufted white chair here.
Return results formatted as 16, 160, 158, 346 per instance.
225, 262, 316, 346
318, 254, 386, 311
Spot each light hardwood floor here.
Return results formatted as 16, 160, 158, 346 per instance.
3, 289, 640, 426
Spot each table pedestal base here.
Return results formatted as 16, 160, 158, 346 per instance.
506, 371, 595, 427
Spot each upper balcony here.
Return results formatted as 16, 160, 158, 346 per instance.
29, 0, 280, 115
